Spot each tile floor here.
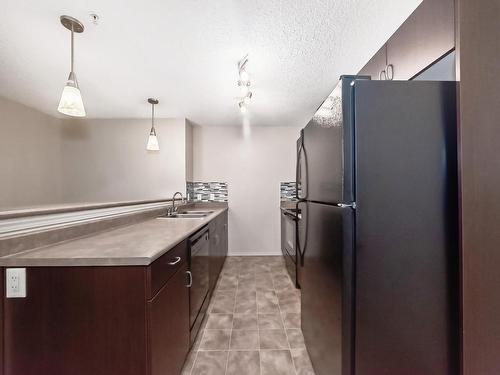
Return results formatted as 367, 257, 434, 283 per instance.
181, 256, 316, 375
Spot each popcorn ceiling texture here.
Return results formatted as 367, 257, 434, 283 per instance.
0, 0, 421, 126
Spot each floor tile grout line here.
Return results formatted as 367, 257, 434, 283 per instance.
274, 263, 300, 375
224, 264, 239, 375
186, 257, 311, 374
255, 262, 263, 375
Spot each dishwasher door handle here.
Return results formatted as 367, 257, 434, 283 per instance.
186, 271, 193, 288
168, 256, 181, 265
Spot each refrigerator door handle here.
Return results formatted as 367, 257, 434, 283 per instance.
337, 202, 356, 209
296, 131, 308, 200
296, 142, 303, 199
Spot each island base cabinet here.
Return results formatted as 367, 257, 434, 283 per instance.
1, 243, 191, 375
148, 263, 190, 375
2, 267, 149, 375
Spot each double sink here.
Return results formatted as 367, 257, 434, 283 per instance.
158, 209, 214, 219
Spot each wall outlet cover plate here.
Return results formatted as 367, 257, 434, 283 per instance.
6, 268, 27, 298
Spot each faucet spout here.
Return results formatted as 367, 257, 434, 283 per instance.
171, 191, 184, 215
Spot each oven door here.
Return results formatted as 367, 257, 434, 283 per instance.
281, 209, 298, 287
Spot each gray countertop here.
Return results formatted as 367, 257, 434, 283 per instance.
0, 208, 226, 267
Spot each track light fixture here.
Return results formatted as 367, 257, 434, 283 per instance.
238, 101, 247, 113
236, 54, 253, 114
243, 92, 252, 105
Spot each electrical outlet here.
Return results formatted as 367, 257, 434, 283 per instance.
210, 193, 215, 201
197, 194, 202, 201
6, 268, 26, 298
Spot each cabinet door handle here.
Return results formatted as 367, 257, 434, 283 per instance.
186, 271, 192, 288
168, 256, 181, 265
386, 64, 394, 80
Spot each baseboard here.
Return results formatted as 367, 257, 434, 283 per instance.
227, 250, 283, 256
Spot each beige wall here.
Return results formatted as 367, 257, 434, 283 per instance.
0, 96, 64, 209
60, 117, 188, 203
192, 125, 301, 255
0, 96, 189, 208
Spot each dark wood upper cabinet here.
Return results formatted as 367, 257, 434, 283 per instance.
358, 0, 455, 80
358, 44, 387, 80
387, 0, 455, 80
148, 263, 189, 375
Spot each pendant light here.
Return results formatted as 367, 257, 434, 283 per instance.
146, 98, 160, 151
57, 15, 86, 117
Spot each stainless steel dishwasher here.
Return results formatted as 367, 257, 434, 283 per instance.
188, 227, 210, 344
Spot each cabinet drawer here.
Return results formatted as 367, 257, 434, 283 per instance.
148, 240, 188, 299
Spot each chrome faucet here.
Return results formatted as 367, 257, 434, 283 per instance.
171, 191, 184, 214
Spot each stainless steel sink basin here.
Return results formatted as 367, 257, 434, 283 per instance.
158, 213, 208, 219
178, 210, 214, 215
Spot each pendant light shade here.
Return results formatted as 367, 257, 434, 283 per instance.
146, 98, 160, 151
58, 16, 86, 117
147, 129, 160, 151
58, 72, 86, 117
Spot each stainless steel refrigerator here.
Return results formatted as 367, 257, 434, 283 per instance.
297, 76, 459, 375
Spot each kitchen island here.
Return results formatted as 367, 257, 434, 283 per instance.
0, 204, 228, 375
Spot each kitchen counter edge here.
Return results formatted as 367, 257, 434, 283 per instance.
0, 208, 227, 267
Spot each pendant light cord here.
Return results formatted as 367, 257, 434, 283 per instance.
151, 103, 156, 135
71, 26, 74, 73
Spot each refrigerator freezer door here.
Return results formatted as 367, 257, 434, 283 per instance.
302, 76, 362, 204
353, 81, 459, 375
298, 201, 354, 375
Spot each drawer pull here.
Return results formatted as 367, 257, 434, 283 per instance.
168, 256, 181, 265
186, 271, 193, 288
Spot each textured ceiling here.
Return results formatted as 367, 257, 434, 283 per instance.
0, 0, 421, 127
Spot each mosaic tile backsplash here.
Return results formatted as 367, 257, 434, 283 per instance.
280, 181, 300, 201
186, 182, 228, 202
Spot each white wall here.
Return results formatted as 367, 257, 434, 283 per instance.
0, 96, 64, 209
60, 118, 187, 203
192, 125, 301, 255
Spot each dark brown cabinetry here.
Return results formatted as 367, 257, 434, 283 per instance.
0, 211, 229, 375
359, 0, 455, 80
387, 0, 455, 79
148, 263, 189, 375
1, 240, 190, 375
209, 211, 228, 291
358, 44, 388, 80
